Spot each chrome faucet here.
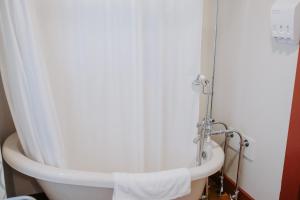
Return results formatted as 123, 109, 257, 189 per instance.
192, 74, 249, 200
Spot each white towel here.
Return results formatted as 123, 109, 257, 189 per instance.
112, 168, 191, 200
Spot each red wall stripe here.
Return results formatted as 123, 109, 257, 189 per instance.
280, 49, 300, 200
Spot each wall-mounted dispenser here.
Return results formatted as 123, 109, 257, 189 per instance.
271, 0, 300, 44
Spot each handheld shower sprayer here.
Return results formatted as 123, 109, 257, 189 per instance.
192, 74, 211, 95
192, 74, 214, 167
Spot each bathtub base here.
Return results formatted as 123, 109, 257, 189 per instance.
38, 179, 206, 200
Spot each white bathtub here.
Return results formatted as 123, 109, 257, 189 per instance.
3, 134, 224, 200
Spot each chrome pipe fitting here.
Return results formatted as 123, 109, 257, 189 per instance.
230, 190, 239, 200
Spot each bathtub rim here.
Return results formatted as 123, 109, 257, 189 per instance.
3, 133, 224, 188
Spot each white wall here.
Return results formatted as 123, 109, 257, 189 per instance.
212, 0, 299, 199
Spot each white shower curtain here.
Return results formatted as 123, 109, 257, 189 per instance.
0, 0, 203, 172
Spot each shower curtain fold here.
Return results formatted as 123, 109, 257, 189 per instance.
0, 0, 203, 172
0, 0, 66, 167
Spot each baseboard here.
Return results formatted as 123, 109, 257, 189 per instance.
210, 173, 255, 200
